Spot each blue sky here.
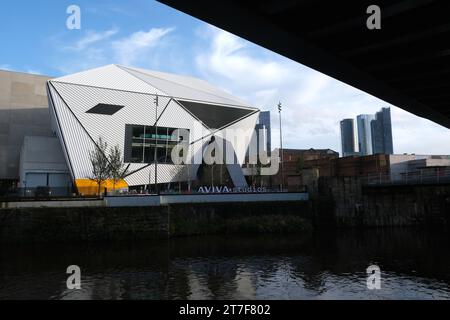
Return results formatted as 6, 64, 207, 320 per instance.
1, 0, 450, 155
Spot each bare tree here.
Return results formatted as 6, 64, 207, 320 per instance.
108, 144, 130, 193
89, 137, 110, 196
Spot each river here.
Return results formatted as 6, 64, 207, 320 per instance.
0, 228, 449, 299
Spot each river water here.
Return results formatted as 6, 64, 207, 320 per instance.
1, 228, 449, 299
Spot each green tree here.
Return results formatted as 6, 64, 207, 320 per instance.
89, 137, 110, 196
108, 144, 130, 193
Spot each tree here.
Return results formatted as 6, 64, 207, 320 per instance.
89, 137, 110, 196
108, 144, 130, 193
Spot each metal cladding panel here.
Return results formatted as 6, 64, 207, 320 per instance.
214, 111, 260, 165
121, 65, 254, 108
48, 64, 260, 186
50, 81, 163, 152
47, 84, 74, 179
54, 65, 166, 95
120, 65, 237, 98
124, 164, 186, 185
48, 85, 97, 180
158, 99, 211, 143
124, 165, 153, 186
50, 81, 212, 187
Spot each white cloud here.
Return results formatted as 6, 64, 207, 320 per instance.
194, 26, 450, 155
65, 28, 119, 51
26, 69, 42, 75
112, 27, 175, 65
51, 27, 174, 75
47, 23, 450, 155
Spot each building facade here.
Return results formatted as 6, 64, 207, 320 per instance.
46, 64, 260, 192
272, 148, 339, 190
1, 65, 262, 195
340, 118, 356, 157
257, 111, 271, 156
0, 69, 72, 193
348, 107, 394, 156
356, 114, 375, 156
371, 107, 394, 154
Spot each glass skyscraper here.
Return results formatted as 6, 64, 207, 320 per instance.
257, 111, 272, 155
357, 114, 375, 156
340, 119, 356, 157
371, 107, 394, 154
341, 107, 394, 157
247, 111, 272, 162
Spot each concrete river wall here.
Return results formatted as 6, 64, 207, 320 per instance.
2, 181, 450, 243
318, 177, 450, 228
0, 201, 312, 243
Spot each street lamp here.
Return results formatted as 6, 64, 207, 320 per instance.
154, 94, 159, 194
278, 102, 284, 191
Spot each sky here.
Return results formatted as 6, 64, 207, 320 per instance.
1, 0, 449, 155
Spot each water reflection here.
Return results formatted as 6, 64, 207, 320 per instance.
0, 229, 449, 299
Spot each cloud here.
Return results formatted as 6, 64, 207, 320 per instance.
112, 27, 175, 65
26, 69, 42, 75
47, 23, 450, 155
65, 28, 119, 51
51, 27, 174, 75
194, 26, 450, 155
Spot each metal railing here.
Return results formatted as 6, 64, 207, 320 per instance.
0, 185, 305, 202
361, 168, 450, 186
0, 187, 101, 202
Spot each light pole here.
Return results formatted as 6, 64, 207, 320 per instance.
154, 94, 159, 194
278, 102, 284, 191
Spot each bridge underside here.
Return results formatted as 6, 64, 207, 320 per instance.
159, 0, 450, 129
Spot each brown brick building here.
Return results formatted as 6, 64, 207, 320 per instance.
271, 148, 391, 191
272, 148, 339, 190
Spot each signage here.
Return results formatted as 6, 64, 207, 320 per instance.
198, 186, 267, 194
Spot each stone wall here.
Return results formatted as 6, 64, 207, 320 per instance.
0, 206, 169, 243
319, 177, 450, 228
168, 201, 312, 236
0, 201, 312, 243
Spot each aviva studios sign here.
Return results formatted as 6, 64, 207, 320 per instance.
197, 186, 268, 194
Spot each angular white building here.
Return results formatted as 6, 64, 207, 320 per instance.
46, 65, 260, 192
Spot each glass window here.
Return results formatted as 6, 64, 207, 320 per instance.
124, 124, 189, 164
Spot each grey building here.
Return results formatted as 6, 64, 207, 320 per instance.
357, 114, 375, 156
371, 107, 394, 154
257, 111, 271, 156
2, 65, 261, 195
340, 118, 356, 157
246, 110, 272, 164
0, 69, 71, 191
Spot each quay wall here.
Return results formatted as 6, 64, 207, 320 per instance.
317, 177, 450, 228
0, 201, 311, 243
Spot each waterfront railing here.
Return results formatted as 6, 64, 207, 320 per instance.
361, 168, 450, 186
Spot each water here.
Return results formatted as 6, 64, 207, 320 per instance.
1, 229, 450, 300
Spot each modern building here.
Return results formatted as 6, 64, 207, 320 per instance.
1, 65, 262, 194
340, 119, 356, 157
371, 107, 394, 154
257, 111, 271, 156
356, 114, 375, 156
0, 69, 72, 194
247, 110, 271, 162
353, 107, 394, 156
389, 154, 450, 181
